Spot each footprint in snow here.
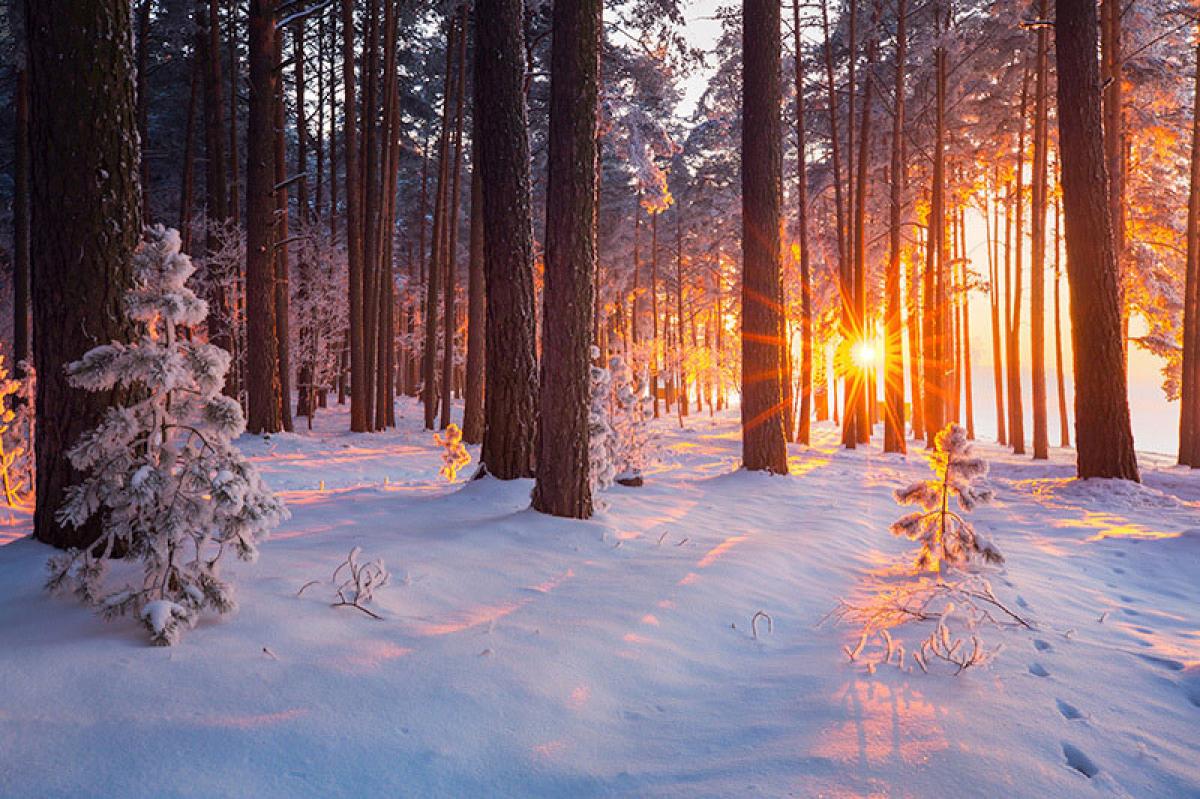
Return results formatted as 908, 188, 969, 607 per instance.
1137, 653, 1185, 672
1033, 639, 1053, 652
1112, 566, 1126, 575
1016, 595, 1030, 610
1029, 662, 1051, 677
1056, 699, 1084, 720
1062, 743, 1099, 778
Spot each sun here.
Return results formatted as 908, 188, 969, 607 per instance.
852, 340, 878, 369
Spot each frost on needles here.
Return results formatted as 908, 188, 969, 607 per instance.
891, 423, 1003, 572
46, 226, 288, 646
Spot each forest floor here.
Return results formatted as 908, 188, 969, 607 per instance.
0, 399, 1197, 798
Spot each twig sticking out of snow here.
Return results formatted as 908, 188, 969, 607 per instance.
751, 610, 773, 640
826, 575, 1031, 676
298, 547, 391, 621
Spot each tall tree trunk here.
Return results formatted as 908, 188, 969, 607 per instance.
987, 185, 1007, 444
851, 1, 878, 446
1030, 0, 1050, 459
361, 0, 380, 429
741, 0, 788, 474
883, 0, 906, 453
651, 211, 661, 418
179, 65, 200, 253
792, 0, 812, 445
274, 25, 293, 432
341, 0, 368, 431
533, 0, 600, 518
28, 0, 141, 549
1101, 0, 1127, 350
1007, 67, 1029, 454
136, 0, 152, 218
13, 62, 30, 369
245, 0, 282, 433
1053, 174, 1070, 448
423, 14, 456, 429
227, 0, 240, 221
441, 7, 468, 430
1055, 0, 1140, 481
1179, 26, 1200, 467
959, 210, 975, 438
907, 213, 922, 440
474, 0, 539, 479
922, 13, 947, 446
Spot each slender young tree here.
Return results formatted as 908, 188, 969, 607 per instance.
1055, 0, 1140, 481
741, 0, 789, 474
533, 0, 601, 518
792, 0, 813, 445
474, 0, 538, 479
1029, 0, 1051, 459
884, 0, 907, 454
245, 0, 283, 434
27, 0, 141, 549
342, 0, 367, 431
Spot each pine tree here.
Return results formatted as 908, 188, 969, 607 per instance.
47, 227, 287, 646
741, 0, 789, 474
533, 0, 602, 518
1055, 0, 1140, 481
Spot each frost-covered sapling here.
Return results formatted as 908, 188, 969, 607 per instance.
46, 226, 288, 646
434, 423, 471, 481
607, 354, 655, 486
892, 423, 1003, 572
588, 347, 617, 495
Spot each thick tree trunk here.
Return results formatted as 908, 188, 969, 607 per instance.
883, 0, 906, 453
474, 0, 539, 479
28, 0, 141, 549
1055, 0, 1140, 481
1030, 0, 1050, 459
741, 0, 788, 474
179, 66, 199, 253
226, 0, 240, 221
1179, 28, 1200, 467
1101, 0, 1127, 348
532, 0, 600, 518
245, 0, 283, 434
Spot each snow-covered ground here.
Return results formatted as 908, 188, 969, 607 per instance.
1, 398, 1197, 798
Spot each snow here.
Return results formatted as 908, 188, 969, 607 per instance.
0, 398, 1197, 797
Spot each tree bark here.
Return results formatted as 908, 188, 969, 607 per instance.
532, 0, 600, 518
1007, 67, 1029, 454
1180, 26, 1200, 467
245, 0, 282, 434
13, 63, 30, 369
462, 158, 487, 444
1055, 0, 1140, 481
28, 0, 141, 549
741, 0, 788, 474
441, 6, 468, 431
987, 184, 1006, 444
474, 0, 539, 479
274, 25, 293, 432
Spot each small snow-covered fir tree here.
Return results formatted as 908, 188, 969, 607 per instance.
47, 226, 288, 646
608, 354, 655, 486
434, 423, 471, 481
891, 423, 1003, 572
588, 347, 617, 495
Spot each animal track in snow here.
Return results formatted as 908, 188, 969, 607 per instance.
1056, 699, 1083, 720
1062, 743, 1099, 778
1137, 653, 1185, 672
1029, 662, 1050, 677
1033, 639, 1053, 652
